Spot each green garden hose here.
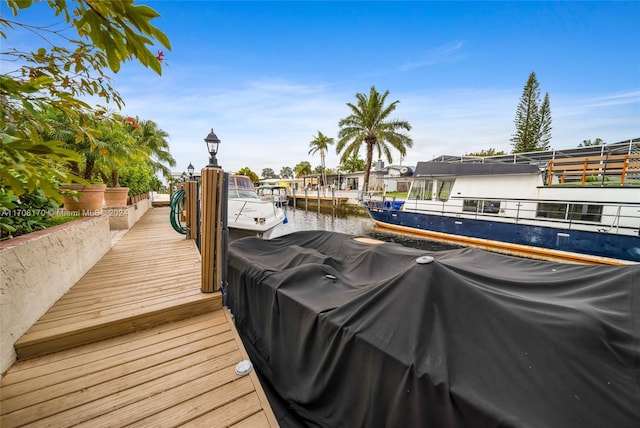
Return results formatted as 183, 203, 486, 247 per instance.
170, 189, 187, 234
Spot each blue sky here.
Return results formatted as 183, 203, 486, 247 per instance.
8, 1, 640, 176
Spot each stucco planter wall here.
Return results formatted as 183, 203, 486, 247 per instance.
106, 198, 151, 230
0, 215, 111, 374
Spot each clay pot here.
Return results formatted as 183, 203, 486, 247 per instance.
103, 187, 130, 208
60, 184, 106, 215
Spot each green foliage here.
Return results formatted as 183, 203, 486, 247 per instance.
466, 148, 507, 157
337, 86, 413, 191
1, 131, 81, 201
511, 72, 552, 153
279, 166, 294, 179
0, 187, 62, 240
309, 131, 334, 187
579, 138, 605, 147
149, 175, 162, 191
261, 168, 277, 179
1, 0, 171, 202
236, 167, 259, 184
340, 152, 365, 173
294, 161, 312, 177
119, 164, 154, 196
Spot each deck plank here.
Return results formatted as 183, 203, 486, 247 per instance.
13, 208, 219, 359
1, 207, 278, 427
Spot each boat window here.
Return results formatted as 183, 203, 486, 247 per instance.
463, 200, 479, 212
408, 179, 433, 200
463, 200, 501, 214
567, 204, 602, 222
437, 179, 454, 201
536, 203, 602, 222
537, 203, 567, 219
483, 201, 500, 213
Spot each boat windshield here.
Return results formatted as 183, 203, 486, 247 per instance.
229, 175, 259, 198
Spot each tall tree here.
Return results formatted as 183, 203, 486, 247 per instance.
136, 118, 176, 179
236, 167, 259, 184
337, 86, 412, 192
511, 72, 552, 153
280, 166, 293, 179
261, 168, 277, 179
537, 92, 552, 150
294, 161, 312, 178
308, 131, 334, 187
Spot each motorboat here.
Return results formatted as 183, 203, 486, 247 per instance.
256, 184, 288, 207
366, 139, 640, 265
227, 175, 286, 239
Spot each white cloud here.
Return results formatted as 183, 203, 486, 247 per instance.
399, 41, 466, 71
112, 65, 639, 176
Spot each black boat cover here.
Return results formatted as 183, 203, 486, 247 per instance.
227, 230, 640, 428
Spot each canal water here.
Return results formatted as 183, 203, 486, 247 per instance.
270, 207, 460, 252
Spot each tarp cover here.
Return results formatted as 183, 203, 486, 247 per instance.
227, 230, 640, 428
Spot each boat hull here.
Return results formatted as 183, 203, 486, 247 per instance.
367, 205, 640, 264
227, 196, 286, 240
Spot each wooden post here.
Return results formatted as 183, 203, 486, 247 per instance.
621, 155, 628, 185
184, 181, 198, 240
200, 167, 224, 293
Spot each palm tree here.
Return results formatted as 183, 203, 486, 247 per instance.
97, 116, 142, 187
294, 161, 312, 178
341, 151, 365, 173
136, 118, 177, 179
337, 86, 412, 192
43, 108, 107, 181
308, 131, 334, 190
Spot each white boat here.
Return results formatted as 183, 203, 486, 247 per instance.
227, 175, 286, 239
366, 139, 640, 265
256, 184, 288, 206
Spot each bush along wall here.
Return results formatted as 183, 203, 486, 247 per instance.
0, 188, 77, 241
119, 164, 154, 198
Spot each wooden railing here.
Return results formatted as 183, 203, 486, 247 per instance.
547, 154, 640, 186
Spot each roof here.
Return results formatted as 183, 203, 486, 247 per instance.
414, 161, 540, 177
431, 138, 639, 165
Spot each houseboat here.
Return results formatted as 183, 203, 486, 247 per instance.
366, 140, 640, 265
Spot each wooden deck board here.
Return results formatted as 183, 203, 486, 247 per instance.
13, 208, 218, 359
1, 207, 278, 427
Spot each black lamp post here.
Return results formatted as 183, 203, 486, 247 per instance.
204, 129, 221, 168
187, 162, 195, 180
180, 171, 187, 182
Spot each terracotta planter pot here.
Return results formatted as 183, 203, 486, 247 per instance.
104, 187, 130, 208
60, 184, 106, 215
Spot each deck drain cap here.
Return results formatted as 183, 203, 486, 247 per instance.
416, 256, 434, 264
235, 360, 253, 376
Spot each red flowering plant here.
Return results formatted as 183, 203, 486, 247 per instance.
156, 50, 168, 66
125, 116, 141, 131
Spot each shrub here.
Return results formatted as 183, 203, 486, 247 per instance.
0, 188, 65, 240
119, 164, 154, 196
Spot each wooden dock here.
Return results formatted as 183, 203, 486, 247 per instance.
1, 207, 278, 427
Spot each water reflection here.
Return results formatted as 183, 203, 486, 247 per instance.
272, 207, 459, 252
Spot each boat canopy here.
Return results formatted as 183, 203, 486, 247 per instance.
414, 161, 540, 178
228, 230, 640, 427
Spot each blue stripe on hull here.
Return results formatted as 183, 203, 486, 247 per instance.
367, 207, 640, 263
